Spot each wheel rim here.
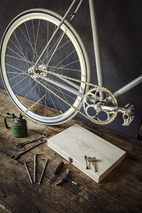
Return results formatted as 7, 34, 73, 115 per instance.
1, 10, 90, 124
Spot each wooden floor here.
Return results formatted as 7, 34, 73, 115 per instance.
0, 88, 142, 213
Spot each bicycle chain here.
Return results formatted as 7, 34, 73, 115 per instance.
30, 68, 118, 125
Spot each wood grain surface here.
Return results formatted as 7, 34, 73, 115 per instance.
0, 88, 142, 213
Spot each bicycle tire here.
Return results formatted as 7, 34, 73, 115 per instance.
1, 9, 90, 125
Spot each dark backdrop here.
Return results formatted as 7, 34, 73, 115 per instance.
0, 0, 142, 138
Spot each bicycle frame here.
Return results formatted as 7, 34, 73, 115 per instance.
34, 0, 142, 99
89, 0, 142, 97
1, 0, 141, 127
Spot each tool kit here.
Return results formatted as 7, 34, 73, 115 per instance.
47, 124, 126, 183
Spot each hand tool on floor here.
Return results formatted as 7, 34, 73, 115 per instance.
24, 162, 33, 184
33, 153, 43, 183
11, 139, 45, 160
38, 158, 48, 185
16, 134, 48, 148
47, 161, 64, 184
55, 169, 78, 186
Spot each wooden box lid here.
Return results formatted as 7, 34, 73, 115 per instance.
47, 124, 126, 183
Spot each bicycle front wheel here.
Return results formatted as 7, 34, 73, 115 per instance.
1, 9, 90, 125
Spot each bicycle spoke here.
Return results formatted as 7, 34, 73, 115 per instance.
19, 24, 39, 61
1, 9, 90, 124
6, 63, 27, 74
11, 75, 29, 89
8, 43, 32, 65
48, 65, 81, 73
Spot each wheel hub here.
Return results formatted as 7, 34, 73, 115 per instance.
28, 65, 47, 79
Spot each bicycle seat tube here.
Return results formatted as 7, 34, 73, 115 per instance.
89, 0, 104, 88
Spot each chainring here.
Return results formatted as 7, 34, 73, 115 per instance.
83, 87, 118, 125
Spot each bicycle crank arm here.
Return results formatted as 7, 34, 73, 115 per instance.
99, 104, 135, 126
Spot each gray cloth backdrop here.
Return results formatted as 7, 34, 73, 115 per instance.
0, 0, 141, 138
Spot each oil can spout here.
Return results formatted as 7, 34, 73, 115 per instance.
18, 113, 23, 119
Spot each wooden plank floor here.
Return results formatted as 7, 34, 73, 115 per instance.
0, 88, 142, 213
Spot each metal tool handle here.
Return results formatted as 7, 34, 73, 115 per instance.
4, 113, 16, 129
71, 180, 78, 185
24, 162, 33, 184
16, 134, 48, 148
47, 161, 64, 184
11, 139, 45, 160
20, 139, 45, 153
55, 179, 63, 185
55, 168, 78, 186
84, 156, 89, 169
54, 161, 64, 175
38, 159, 48, 184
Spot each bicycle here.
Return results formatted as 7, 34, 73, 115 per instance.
0, 0, 142, 127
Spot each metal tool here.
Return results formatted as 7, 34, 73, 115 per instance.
55, 169, 77, 186
47, 161, 64, 184
38, 158, 48, 185
87, 157, 96, 172
24, 162, 33, 184
84, 155, 89, 169
84, 156, 96, 172
11, 139, 45, 160
16, 134, 48, 148
91, 160, 96, 172
33, 153, 43, 183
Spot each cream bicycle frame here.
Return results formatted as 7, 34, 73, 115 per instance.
89, 0, 142, 97
34, 0, 142, 98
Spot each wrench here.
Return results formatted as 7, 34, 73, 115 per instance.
16, 134, 48, 148
11, 139, 45, 160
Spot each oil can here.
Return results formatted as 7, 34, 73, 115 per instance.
4, 113, 28, 138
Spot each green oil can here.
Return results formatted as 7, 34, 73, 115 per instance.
4, 113, 28, 138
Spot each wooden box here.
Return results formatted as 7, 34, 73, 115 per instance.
47, 124, 126, 183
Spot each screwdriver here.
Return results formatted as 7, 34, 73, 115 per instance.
47, 161, 64, 184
